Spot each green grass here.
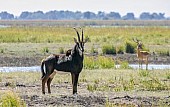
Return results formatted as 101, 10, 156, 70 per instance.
0, 26, 170, 53
0, 91, 26, 107
84, 56, 115, 69
0, 26, 169, 59
102, 44, 116, 55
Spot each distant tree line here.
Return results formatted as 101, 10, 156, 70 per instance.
0, 10, 169, 20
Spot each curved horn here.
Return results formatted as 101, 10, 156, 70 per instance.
133, 38, 139, 43
81, 28, 84, 42
73, 27, 80, 42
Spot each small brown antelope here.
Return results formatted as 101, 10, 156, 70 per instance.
133, 38, 149, 70
41, 27, 88, 95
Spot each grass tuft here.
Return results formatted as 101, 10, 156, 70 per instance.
0, 91, 26, 107
102, 45, 116, 55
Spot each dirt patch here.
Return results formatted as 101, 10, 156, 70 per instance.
1, 83, 169, 107
21, 94, 106, 107
0, 54, 169, 67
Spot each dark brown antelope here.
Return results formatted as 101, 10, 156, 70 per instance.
41, 27, 88, 95
133, 38, 149, 70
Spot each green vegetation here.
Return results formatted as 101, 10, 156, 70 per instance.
84, 56, 115, 69
119, 61, 131, 69
0, 91, 26, 107
157, 50, 170, 56
138, 70, 150, 77
0, 48, 4, 53
102, 45, 116, 55
42, 47, 49, 53
0, 27, 169, 45
125, 41, 136, 54
116, 45, 124, 54
166, 72, 170, 79
0, 26, 169, 55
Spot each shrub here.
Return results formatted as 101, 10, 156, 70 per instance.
84, 56, 115, 69
117, 46, 124, 54
102, 45, 116, 55
98, 56, 115, 69
0, 49, 4, 53
84, 56, 99, 69
119, 61, 131, 69
125, 41, 135, 53
0, 91, 26, 107
157, 50, 170, 56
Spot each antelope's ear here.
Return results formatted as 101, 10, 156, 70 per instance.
74, 38, 78, 43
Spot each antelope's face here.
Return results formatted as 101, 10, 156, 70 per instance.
137, 42, 143, 50
74, 38, 88, 56
76, 41, 86, 52
133, 38, 143, 50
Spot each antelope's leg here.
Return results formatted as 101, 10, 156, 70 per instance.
42, 75, 50, 94
47, 71, 56, 94
71, 73, 79, 94
141, 59, 143, 69
47, 77, 54, 94
146, 57, 148, 70
71, 73, 75, 85
138, 59, 141, 69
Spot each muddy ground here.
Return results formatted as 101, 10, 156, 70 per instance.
0, 53, 169, 67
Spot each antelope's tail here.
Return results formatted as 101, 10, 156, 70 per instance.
41, 59, 46, 79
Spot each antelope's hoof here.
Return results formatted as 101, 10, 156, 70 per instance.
73, 92, 78, 95
42, 92, 45, 95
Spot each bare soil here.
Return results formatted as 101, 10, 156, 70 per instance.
0, 53, 169, 67
0, 82, 169, 107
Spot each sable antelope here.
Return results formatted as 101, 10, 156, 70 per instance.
41, 27, 88, 95
133, 38, 149, 70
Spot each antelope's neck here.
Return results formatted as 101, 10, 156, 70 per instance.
137, 49, 142, 57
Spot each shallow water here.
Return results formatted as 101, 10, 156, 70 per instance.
0, 25, 10, 28
0, 64, 169, 72
0, 66, 40, 72
116, 64, 170, 70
